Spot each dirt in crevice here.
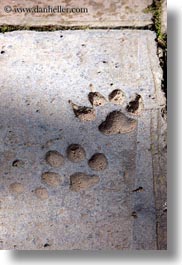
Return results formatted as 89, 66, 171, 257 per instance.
0, 24, 154, 33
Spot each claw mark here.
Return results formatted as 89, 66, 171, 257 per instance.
89, 83, 94, 92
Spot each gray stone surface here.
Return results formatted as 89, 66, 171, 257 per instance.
0, 30, 165, 250
0, 0, 153, 27
161, 0, 167, 35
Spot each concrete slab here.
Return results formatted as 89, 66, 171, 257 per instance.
0, 30, 165, 250
0, 0, 153, 28
161, 0, 167, 35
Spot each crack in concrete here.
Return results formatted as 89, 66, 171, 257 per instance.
0, 24, 155, 33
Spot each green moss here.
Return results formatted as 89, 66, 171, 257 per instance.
143, 1, 167, 48
0, 24, 94, 33
0, 25, 13, 33
0, 25, 30, 33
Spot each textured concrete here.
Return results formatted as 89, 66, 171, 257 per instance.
151, 110, 167, 250
0, 30, 165, 250
161, 0, 167, 35
0, 0, 153, 27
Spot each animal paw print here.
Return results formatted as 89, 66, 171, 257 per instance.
8, 88, 144, 200
68, 87, 144, 135
35, 144, 108, 199
34, 88, 143, 199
